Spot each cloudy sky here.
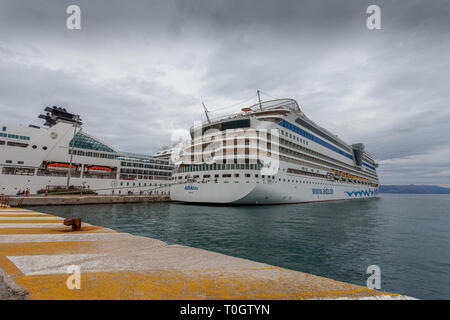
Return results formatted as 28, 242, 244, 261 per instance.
0, 0, 449, 186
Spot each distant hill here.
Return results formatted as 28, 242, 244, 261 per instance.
380, 185, 450, 194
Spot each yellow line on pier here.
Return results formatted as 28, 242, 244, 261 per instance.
0, 214, 56, 218
0, 226, 114, 235
0, 241, 99, 256
13, 271, 395, 300
0, 220, 64, 224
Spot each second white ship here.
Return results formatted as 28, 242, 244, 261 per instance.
0, 107, 172, 195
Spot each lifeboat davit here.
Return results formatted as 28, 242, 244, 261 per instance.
87, 166, 112, 174
47, 163, 77, 171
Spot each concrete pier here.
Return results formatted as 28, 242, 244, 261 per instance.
7, 195, 170, 207
0, 207, 412, 300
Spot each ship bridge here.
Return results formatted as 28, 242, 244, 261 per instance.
190, 98, 301, 138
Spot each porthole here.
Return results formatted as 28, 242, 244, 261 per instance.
42, 146, 47, 150
32, 145, 37, 149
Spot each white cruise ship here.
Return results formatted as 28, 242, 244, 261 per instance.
170, 96, 379, 204
0, 107, 172, 195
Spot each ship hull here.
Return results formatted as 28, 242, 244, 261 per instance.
171, 174, 378, 205
0, 170, 170, 195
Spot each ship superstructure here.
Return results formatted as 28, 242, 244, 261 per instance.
170, 97, 379, 204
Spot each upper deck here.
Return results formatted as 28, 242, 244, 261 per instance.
191, 98, 351, 151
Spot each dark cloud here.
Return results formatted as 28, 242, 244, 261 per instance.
0, 0, 449, 185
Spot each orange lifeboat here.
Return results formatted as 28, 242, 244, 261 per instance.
47, 163, 77, 171
87, 166, 112, 174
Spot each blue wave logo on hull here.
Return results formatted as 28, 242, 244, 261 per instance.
345, 189, 377, 197
185, 186, 198, 191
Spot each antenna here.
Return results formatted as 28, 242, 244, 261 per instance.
257, 90, 262, 110
202, 102, 211, 124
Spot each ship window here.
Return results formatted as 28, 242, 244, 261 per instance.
69, 132, 115, 152
7, 141, 28, 148
5, 160, 12, 163
0, 140, 4, 145
234, 174, 239, 177
221, 119, 250, 130
43, 146, 47, 150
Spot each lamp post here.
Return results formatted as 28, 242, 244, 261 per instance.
66, 116, 81, 189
